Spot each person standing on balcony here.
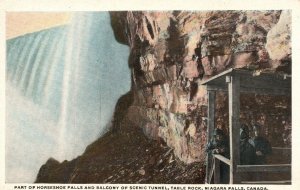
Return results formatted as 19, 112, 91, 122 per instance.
206, 128, 229, 183
240, 124, 256, 165
251, 124, 272, 164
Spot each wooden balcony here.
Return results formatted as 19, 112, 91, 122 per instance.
202, 68, 291, 184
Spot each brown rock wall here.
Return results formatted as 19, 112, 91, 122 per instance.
110, 10, 291, 163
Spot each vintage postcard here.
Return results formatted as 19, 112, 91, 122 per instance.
1, 0, 299, 190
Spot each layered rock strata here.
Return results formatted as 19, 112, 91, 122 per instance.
36, 10, 291, 183
36, 92, 205, 183
110, 10, 291, 163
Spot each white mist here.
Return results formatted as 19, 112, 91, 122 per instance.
6, 12, 131, 182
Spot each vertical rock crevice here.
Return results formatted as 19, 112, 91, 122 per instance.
109, 10, 291, 164
35, 11, 291, 183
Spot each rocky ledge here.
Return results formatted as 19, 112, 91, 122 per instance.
36, 10, 291, 183
36, 92, 205, 183
109, 10, 291, 163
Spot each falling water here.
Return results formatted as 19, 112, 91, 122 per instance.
6, 12, 131, 183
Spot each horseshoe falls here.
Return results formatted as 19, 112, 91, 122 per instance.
6, 12, 131, 183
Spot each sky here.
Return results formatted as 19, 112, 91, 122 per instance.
6, 12, 71, 39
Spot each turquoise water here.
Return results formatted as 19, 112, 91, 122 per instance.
6, 12, 131, 182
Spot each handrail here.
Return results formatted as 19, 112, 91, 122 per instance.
237, 164, 291, 172
209, 152, 291, 184
207, 157, 215, 184
272, 147, 291, 150
241, 180, 291, 185
212, 148, 291, 167
213, 154, 231, 166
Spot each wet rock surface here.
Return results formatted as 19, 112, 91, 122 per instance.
36, 119, 205, 183
36, 11, 291, 183
35, 92, 205, 183
109, 10, 291, 163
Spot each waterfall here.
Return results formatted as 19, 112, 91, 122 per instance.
6, 12, 131, 183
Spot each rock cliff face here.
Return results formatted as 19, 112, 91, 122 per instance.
110, 10, 291, 164
36, 92, 205, 183
36, 11, 291, 183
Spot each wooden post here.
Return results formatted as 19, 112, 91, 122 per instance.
227, 74, 241, 184
205, 90, 216, 183
214, 157, 221, 184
